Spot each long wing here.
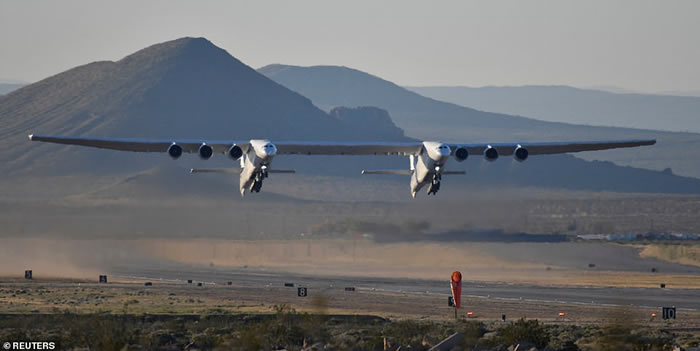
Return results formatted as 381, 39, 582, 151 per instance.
29, 134, 655, 156
450, 139, 656, 156
29, 135, 424, 156
28, 134, 249, 154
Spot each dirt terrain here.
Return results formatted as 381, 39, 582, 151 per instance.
1, 182, 699, 349
0, 277, 695, 325
1, 276, 698, 350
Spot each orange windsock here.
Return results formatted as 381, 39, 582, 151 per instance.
450, 271, 462, 309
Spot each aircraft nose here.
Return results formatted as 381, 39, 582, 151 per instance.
439, 145, 451, 156
262, 144, 277, 157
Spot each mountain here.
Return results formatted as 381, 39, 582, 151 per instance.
258, 64, 553, 139
407, 85, 700, 133
258, 64, 700, 179
0, 83, 23, 95
329, 106, 406, 140
0, 38, 408, 176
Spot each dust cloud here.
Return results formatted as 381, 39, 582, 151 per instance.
0, 237, 541, 281
0, 239, 104, 278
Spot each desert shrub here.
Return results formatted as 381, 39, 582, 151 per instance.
227, 305, 316, 349
382, 320, 448, 347
61, 314, 138, 350
547, 324, 586, 351
593, 327, 673, 351
497, 318, 549, 348
461, 320, 486, 346
585, 309, 673, 351
233, 322, 267, 351
190, 331, 223, 350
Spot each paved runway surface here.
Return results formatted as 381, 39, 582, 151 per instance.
111, 264, 700, 311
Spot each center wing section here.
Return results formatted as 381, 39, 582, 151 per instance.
274, 142, 423, 156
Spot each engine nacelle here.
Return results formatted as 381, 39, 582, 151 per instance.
167, 143, 183, 159
199, 143, 213, 160
454, 147, 468, 162
514, 145, 529, 162
484, 145, 498, 162
228, 145, 243, 160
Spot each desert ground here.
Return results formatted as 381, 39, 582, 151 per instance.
2, 178, 700, 349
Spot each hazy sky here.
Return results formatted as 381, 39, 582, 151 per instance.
1, 1, 699, 93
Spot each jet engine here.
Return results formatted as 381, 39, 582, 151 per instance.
514, 145, 529, 162
199, 143, 213, 160
484, 146, 498, 161
168, 143, 183, 159
454, 147, 469, 162
228, 145, 243, 160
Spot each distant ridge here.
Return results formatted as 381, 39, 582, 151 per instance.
408, 85, 700, 133
258, 64, 548, 134
259, 64, 700, 180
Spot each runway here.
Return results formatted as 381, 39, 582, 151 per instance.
110, 264, 700, 312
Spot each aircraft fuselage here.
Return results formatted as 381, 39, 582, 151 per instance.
240, 139, 277, 195
410, 141, 451, 197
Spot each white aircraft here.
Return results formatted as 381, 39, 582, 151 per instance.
28, 134, 655, 197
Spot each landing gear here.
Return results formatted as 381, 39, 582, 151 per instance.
251, 171, 264, 193
427, 173, 441, 195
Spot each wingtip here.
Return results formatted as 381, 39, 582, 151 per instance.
28, 134, 34, 141
189, 168, 195, 173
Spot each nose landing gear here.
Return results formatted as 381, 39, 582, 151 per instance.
427, 173, 441, 195
250, 171, 264, 193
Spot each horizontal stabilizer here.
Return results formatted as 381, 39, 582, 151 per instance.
268, 169, 296, 173
361, 169, 414, 175
442, 171, 466, 175
190, 168, 242, 174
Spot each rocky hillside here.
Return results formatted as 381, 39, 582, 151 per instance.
0, 38, 408, 176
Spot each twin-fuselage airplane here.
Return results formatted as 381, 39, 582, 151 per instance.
28, 134, 655, 197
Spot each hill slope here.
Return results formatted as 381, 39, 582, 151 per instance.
0, 38, 408, 176
0, 83, 23, 95
408, 85, 700, 133
259, 64, 700, 179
